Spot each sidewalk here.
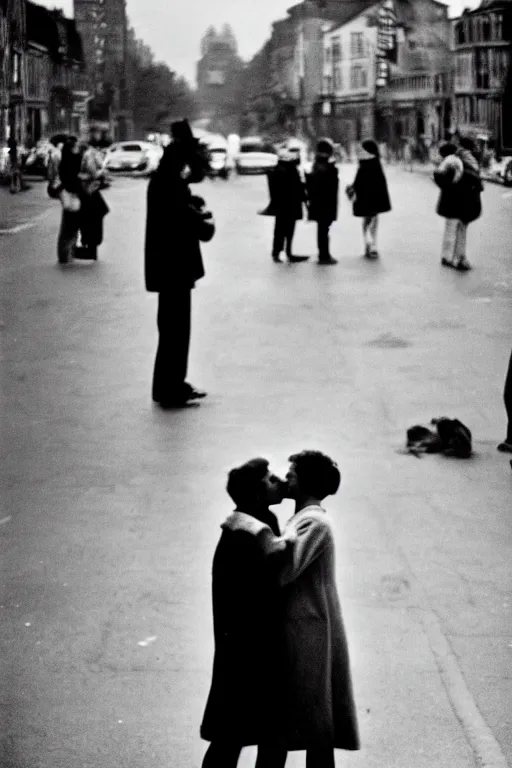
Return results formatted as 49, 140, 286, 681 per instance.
0, 178, 54, 233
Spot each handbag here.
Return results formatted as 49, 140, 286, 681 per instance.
60, 189, 81, 212
47, 177, 62, 199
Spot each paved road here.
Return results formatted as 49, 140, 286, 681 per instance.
1, 168, 511, 768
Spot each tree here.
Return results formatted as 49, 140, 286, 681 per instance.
129, 53, 197, 134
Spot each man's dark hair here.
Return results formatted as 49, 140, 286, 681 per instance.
226, 458, 269, 508
439, 142, 457, 158
459, 135, 475, 152
289, 450, 340, 499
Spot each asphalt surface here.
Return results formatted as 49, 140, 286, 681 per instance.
1, 167, 511, 768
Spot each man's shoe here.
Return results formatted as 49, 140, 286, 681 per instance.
318, 256, 337, 264
441, 257, 455, 267
183, 383, 207, 400
497, 441, 512, 453
272, 253, 284, 263
456, 259, 472, 271
156, 399, 199, 409
287, 254, 309, 263
368, 250, 379, 259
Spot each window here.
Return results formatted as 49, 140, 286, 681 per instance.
332, 36, 342, 63
350, 32, 364, 58
482, 15, 491, 41
333, 64, 342, 91
350, 65, 367, 89
475, 48, 490, 89
455, 22, 465, 45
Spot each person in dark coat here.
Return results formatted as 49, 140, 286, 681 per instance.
346, 139, 391, 260
78, 140, 110, 260
144, 119, 211, 408
498, 347, 512, 454
57, 136, 82, 264
266, 150, 308, 263
224, 451, 360, 768
200, 458, 290, 768
306, 139, 339, 265
434, 137, 482, 272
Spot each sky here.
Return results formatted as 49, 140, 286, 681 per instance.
37, 0, 481, 85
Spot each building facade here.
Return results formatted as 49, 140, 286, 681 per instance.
317, 5, 379, 149
74, 0, 132, 140
25, 3, 89, 145
196, 25, 245, 135
452, 0, 512, 152
0, 0, 27, 147
375, 0, 452, 154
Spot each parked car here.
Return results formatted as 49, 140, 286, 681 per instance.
236, 137, 278, 174
102, 141, 163, 173
203, 134, 230, 178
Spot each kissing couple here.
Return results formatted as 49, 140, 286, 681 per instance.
200, 450, 360, 768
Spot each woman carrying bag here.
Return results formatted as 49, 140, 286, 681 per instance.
346, 139, 391, 260
77, 140, 110, 261
57, 137, 82, 265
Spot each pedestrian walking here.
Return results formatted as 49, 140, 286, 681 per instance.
56, 136, 82, 264
144, 118, 212, 409
200, 458, 290, 768
497, 348, 512, 454
223, 450, 360, 768
435, 137, 482, 272
77, 140, 109, 260
265, 149, 308, 263
346, 139, 391, 260
434, 142, 464, 269
305, 139, 339, 265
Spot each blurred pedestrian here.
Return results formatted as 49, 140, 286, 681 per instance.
454, 136, 483, 271
498, 348, 512, 454
435, 136, 482, 272
346, 139, 391, 260
434, 142, 464, 268
200, 458, 290, 768
306, 139, 339, 265
144, 118, 212, 408
223, 450, 360, 768
77, 139, 109, 260
7, 135, 22, 194
57, 136, 82, 264
265, 149, 308, 263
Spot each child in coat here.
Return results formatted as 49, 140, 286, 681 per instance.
346, 139, 391, 259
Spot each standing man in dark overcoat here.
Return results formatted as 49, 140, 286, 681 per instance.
306, 140, 339, 265
144, 119, 210, 408
266, 150, 308, 263
200, 458, 291, 768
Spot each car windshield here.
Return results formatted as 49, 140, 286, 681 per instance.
240, 143, 275, 154
120, 144, 142, 152
210, 148, 226, 154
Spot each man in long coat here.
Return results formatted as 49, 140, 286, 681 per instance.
266, 150, 308, 263
305, 140, 339, 265
144, 119, 210, 408
223, 450, 360, 768
200, 458, 290, 768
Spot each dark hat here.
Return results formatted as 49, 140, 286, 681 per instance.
316, 138, 334, 156
361, 139, 379, 157
171, 119, 195, 143
439, 142, 457, 158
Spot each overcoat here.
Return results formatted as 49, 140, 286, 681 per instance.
144, 172, 205, 292
224, 505, 360, 752
200, 510, 286, 746
434, 167, 482, 224
266, 161, 306, 220
306, 162, 339, 223
351, 157, 391, 217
